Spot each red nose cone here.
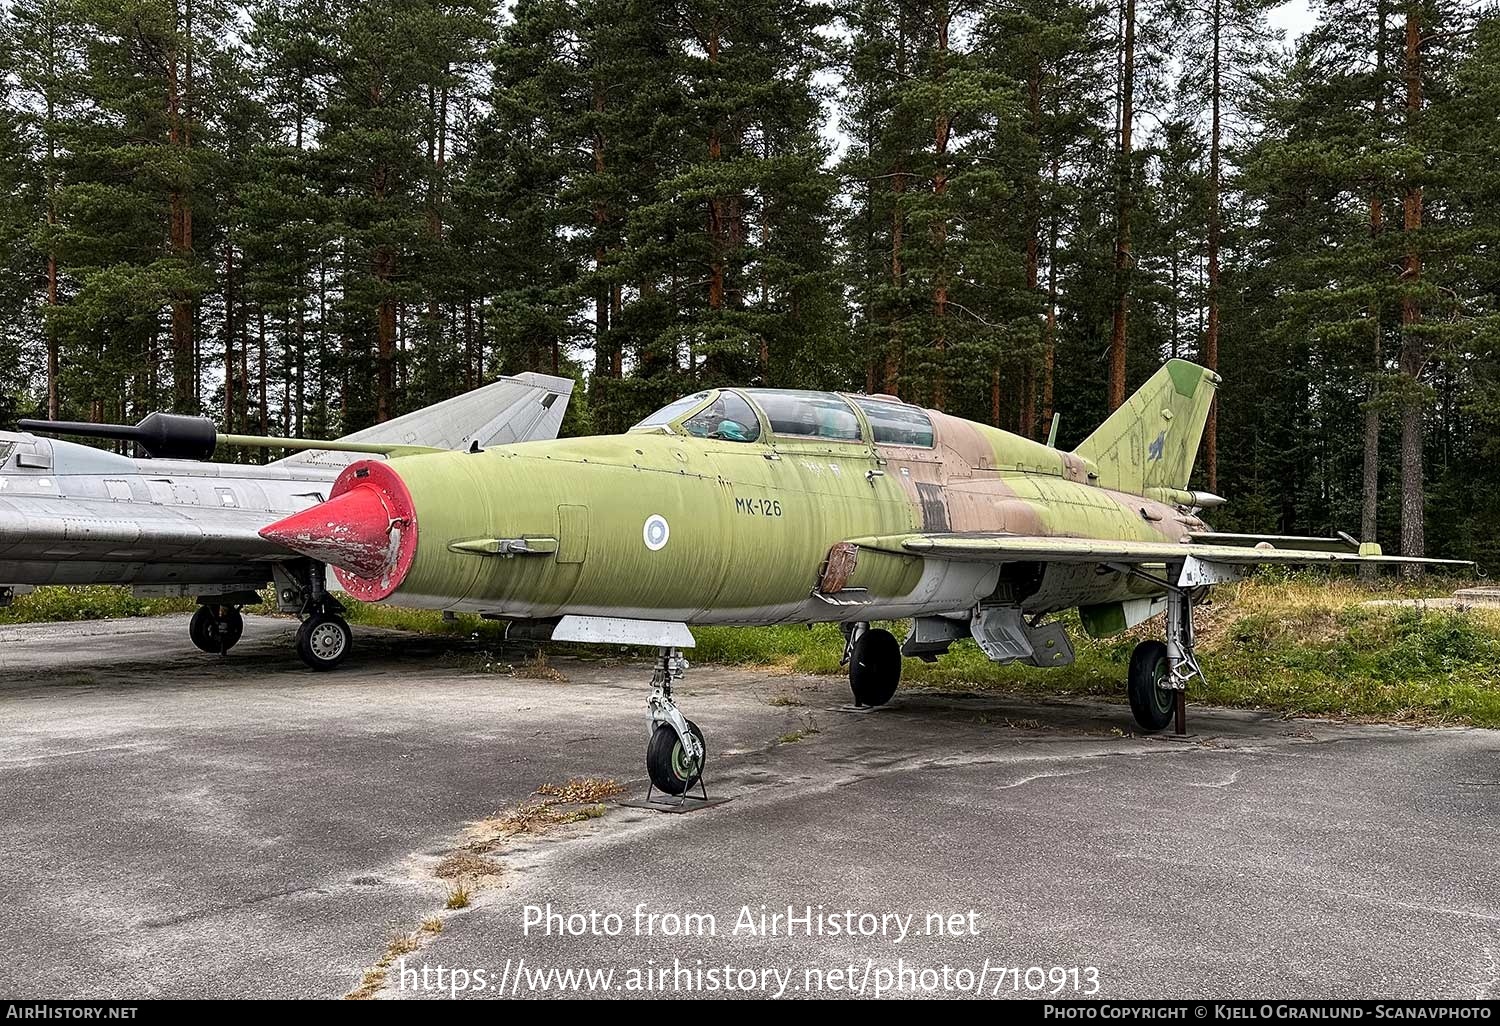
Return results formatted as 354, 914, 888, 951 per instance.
259, 460, 418, 601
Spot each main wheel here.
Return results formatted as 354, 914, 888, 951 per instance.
296, 614, 352, 672
849, 627, 901, 707
189, 605, 244, 654
646, 719, 706, 796
1128, 639, 1175, 732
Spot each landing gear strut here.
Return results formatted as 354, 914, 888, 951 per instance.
189, 603, 244, 655
645, 647, 706, 796
276, 560, 353, 671
843, 621, 901, 707
1124, 569, 1208, 735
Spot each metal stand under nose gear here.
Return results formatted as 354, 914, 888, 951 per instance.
625, 647, 732, 813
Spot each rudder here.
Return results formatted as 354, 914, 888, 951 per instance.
1072, 360, 1219, 495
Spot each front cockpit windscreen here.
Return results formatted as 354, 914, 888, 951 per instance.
630, 391, 713, 432
681, 391, 760, 442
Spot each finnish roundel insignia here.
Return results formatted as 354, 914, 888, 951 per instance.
643, 514, 670, 551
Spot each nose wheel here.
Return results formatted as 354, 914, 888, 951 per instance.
296, 611, 352, 671
644, 647, 708, 796
647, 718, 706, 796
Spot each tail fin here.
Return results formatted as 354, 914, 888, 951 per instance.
272, 372, 573, 469
1073, 360, 1219, 495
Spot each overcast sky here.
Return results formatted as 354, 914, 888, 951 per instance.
1267, 0, 1317, 40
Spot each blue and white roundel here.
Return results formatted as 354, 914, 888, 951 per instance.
643, 514, 670, 551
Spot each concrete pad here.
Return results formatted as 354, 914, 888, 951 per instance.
0, 615, 1496, 999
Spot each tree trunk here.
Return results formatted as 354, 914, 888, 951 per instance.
1362, 0, 1388, 579
706, 22, 726, 316
1042, 136, 1060, 432
931, 4, 952, 411
46, 251, 58, 420
224, 242, 236, 434
44, 15, 60, 420
258, 307, 269, 442
1021, 55, 1042, 436
887, 162, 905, 394
464, 299, 475, 389
1398, 5, 1424, 563
1204, 0, 1222, 490
376, 247, 396, 422
591, 82, 613, 379
167, 5, 195, 413
1108, 0, 1136, 411
759, 146, 772, 380
427, 74, 448, 353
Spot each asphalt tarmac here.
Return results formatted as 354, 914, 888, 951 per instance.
0, 615, 1496, 1000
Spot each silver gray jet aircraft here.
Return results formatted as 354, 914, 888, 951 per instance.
2, 372, 572, 669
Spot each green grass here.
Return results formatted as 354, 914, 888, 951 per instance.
0, 585, 198, 624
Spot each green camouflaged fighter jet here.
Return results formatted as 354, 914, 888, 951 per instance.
261, 361, 1464, 795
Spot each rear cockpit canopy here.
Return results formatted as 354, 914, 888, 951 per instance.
629, 388, 934, 448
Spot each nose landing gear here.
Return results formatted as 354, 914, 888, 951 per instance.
296, 607, 353, 671
645, 647, 707, 797
273, 560, 354, 671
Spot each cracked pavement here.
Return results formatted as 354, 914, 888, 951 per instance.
0, 615, 1497, 999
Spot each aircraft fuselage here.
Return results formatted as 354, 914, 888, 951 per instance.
275, 402, 1206, 629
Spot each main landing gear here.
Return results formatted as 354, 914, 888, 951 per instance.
189, 603, 244, 655
645, 647, 707, 796
843, 622, 902, 707
1122, 566, 1209, 736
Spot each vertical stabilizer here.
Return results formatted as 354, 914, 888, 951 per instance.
1072, 360, 1218, 495
273, 372, 573, 468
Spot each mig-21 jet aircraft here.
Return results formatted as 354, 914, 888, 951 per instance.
258, 361, 1464, 793
5, 372, 571, 668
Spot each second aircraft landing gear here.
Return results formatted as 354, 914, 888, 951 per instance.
189, 603, 244, 655
645, 647, 707, 796
843, 622, 901, 707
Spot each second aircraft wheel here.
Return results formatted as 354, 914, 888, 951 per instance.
1127, 639, 1175, 732
646, 719, 706, 796
189, 605, 243, 654
296, 614, 352, 672
849, 627, 901, 707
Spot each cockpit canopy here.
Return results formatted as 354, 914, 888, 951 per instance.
629, 388, 934, 448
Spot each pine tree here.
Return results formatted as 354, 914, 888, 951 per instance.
976, 0, 1114, 433
473, 0, 582, 383
0, 9, 42, 421
320, 1, 438, 425
9, 0, 83, 420
53, 0, 238, 419
1163, 0, 1277, 491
